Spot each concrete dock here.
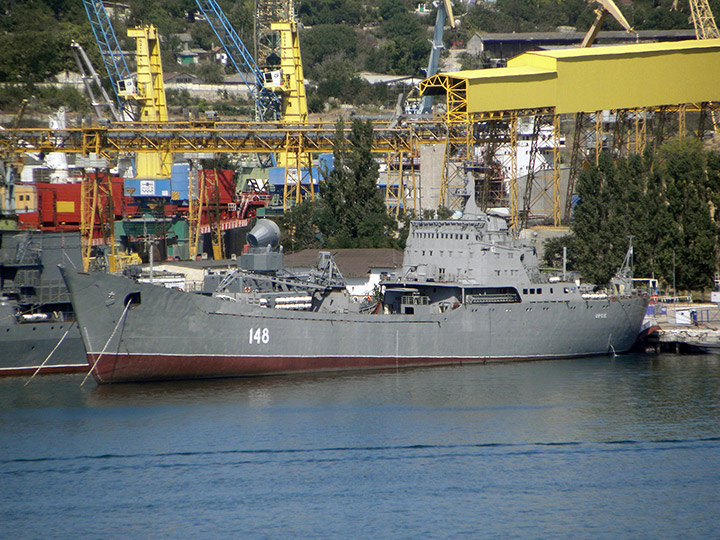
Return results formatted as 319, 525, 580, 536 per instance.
643, 301, 720, 353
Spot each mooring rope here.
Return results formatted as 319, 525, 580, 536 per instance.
81, 300, 132, 386
24, 328, 71, 386
63, 250, 77, 269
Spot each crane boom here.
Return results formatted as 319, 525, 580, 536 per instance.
81, 0, 135, 120
70, 41, 122, 122
690, 0, 720, 39
420, 0, 458, 114
581, 0, 634, 47
194, 0, 282, 121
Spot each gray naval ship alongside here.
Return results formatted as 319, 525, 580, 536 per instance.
1, 230, 86, 376
61, 189, 649, 384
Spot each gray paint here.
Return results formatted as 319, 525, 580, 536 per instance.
62, 210, 648, 383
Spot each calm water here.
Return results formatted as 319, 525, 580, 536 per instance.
1, 353, 719, 539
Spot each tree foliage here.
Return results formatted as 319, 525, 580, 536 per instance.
545, 141, 720, 292
2, 0, 710, 112
456, 0, 700, 42
280, 119, 399, 251
319, 118, 398, 247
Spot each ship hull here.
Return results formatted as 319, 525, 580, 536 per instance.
62, 268, 649, 384
0, 230, 86, 376
0, 320, 86, 376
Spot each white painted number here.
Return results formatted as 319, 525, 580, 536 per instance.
249, 327, 270, 344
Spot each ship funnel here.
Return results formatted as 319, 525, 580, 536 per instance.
247, 219, 280, 248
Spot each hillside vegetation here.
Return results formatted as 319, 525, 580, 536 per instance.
0, 0, 711, 114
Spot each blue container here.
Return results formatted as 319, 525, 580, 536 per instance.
124, 178, 173, 198
170, 163, 191, 201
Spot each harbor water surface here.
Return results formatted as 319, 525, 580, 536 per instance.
1, 353, 719, 539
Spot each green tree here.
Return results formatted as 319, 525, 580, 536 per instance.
319, 119, 398, 248
560, 140, 720, 291
302, 24, 358, 69
570, 152, 623, 284
298, 0, 365, 25
280, 200, 324, 252
367, 10, 428, 75
658, 138, 715, 290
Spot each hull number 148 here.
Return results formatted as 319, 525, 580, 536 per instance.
249, 327, 270, 344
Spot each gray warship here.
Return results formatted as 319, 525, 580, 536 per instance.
1, 230, 86, 376
60, 185, 649, 384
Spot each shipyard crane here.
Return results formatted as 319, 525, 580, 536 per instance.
81, 1, 170, 144
196, 0, 313, 210
80, 1, 172, 270
397, 0, 457, 119
581, 0, 634, 47
81, 0, 135, 121
194, 0, 283, 121
11, 99, 29, 130
420, 0, 457, 115
674, 0, 720, 131
70, 41, 122, 122
690, 0, 720, 38
673, 0, 720, 39
562, 0, 635, 223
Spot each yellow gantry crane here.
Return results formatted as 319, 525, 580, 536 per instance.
187, 163, 224, 261
684, 0, 720, 131
81, 0, 173, 270
123, 26, 171, 179
80, 25, 171, 272
258, 0, 312, 209
676, 0, 720, 39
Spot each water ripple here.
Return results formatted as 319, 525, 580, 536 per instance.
3, 436, 719, 467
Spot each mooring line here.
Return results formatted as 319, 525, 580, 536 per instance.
81, 301, 131, 386
63, 250, 77, 269
24, 328, 71, 386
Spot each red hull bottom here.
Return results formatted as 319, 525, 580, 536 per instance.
87, 352, 576, 384
0, 364, 88, 377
